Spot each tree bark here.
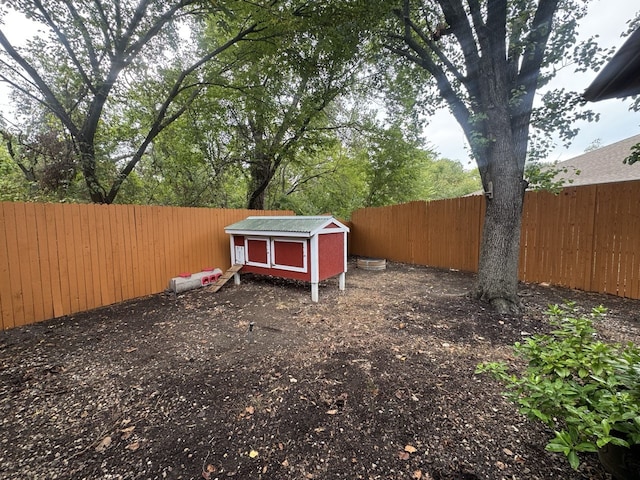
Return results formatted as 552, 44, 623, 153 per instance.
475, 178, 526, 314
247, 156, 275, 210
474, 133, 527, 314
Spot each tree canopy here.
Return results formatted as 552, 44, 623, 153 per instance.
0, 0, 261, 203
0, 0, 480, 212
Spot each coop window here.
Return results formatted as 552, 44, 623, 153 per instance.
245, 237, 270, 268
271, 238, 307, 273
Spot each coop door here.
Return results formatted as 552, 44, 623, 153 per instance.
245, 237, 270, 268
271, 238, 307, 273
234, 246, 245, 265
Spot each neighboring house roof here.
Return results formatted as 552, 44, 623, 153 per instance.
584, 27, 640, 102
225, 216, 349, 238
552, 134, 640, 187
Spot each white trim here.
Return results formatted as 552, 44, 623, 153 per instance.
226, 229, 311, 238
245, 236, 270, 268
309, 220, 349, 236
270, 238, 307, 273
343, 231, 348, 272
317, 227, 349, 235
310, 234, 319, 284
229, 236, 236, 265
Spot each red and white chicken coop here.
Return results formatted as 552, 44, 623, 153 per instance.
224, 216, 349, 302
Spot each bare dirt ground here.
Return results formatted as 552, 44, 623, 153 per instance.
2, 259, 640, 480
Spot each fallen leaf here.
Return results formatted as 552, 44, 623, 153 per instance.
326, 409, 338, 415
249, 449, 259, 458
404, 445, 417, 453
314, 427, 326, 433
289, 377, 298, 383
206, 464, 216, 473
126, 441, 139, 451
398, 451, 410, 460
503, 448, 513, 456
495, 461, 505, 470
121, 426, 135, 440
281, 459, 289, 467
412, 470, 423, 479
245, 406, 255, 415
262, 465, 268, 474
95, 436, 112, 453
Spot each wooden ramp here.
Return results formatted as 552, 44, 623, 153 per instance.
211, 264, 243, 293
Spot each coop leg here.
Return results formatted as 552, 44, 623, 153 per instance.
234, 272, 241, 285
339, 272, 345, 291
311, 283, 319, 302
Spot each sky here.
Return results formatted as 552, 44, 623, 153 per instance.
0, 1, 638, 166
422, 0, 640, 166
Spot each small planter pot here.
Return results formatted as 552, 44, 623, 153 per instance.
597, 442, 640, 480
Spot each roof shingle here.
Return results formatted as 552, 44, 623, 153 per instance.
553, 134, 640, 187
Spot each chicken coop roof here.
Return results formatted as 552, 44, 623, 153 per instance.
225, 216, 348, 237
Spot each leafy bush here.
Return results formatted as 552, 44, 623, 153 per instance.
476, 303, 640, 469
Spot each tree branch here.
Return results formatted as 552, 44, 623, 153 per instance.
104, 22, 260, 203
32, 0, 97, 94
0, 30, 79, 136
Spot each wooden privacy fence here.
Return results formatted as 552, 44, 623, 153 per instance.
350, 180, 640, 300
0, 203, 289, 330
350, 196, 484, 273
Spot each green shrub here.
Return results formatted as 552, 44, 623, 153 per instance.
476, 303, 640, 469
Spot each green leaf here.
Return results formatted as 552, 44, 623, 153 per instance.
574, 442, 597, 453
546, 443, 569, 454
568, 450, 580, 470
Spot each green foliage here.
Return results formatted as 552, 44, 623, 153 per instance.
0, 0, 263, 203
269, 144, 369, 218
194, 0, 377, 210
0, 143, 33, 202
524, 160, 581, 193
260, 119, 480, 217
423, 159, 481, 200
476, 303, 640, 469
362, 125, 435, 207
624, 143, 640, 166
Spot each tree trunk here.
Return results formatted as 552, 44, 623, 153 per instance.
474, 149, 527, 314
78, 140, 107, 203
247, 157, 274, 210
